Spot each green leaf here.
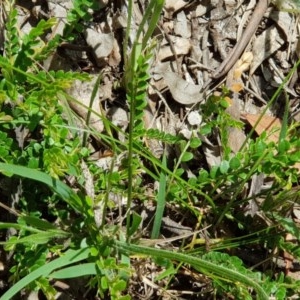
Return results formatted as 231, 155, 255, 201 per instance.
128, 212, 142, 238
220, 98, 230, 108
181, 151, 193, 162
229, 156, 241, 169
278, 139, 290, 153
0, 222, 44, 234
111, 279, 127, 293
198, 169, 209, 181
210, 166, 219, 179
219, 160, 230, 174
101, 276, 109, 290
174, 168, 184, 177
190, 137, 202, 148
155, 262, 176, 281
200, 124, 212, 135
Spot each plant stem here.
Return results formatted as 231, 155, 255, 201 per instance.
82, 73, 102, 147
114, 240, 269, 300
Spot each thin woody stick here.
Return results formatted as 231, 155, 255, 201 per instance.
212, 0, 270, 79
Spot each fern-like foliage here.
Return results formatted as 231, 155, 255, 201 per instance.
64, 0, 100, 39
0, 56, 18, 100
126, 43, 156, 138
34, 34, 61, 62
124, 41, 156, 237
14, 18, 57, 74
126, 58, 150, 135
1, 15, 59, 94
4, 7, 19, 61
145, 128, 181, 144
31, 70, 90, 90
2, 6, 19, 99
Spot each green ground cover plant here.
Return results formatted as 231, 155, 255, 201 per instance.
0, 0, 299, 299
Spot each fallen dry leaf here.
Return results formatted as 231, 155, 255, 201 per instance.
67, 76, 104, 133
250, 25, 285, 75
164, 0, 188, 17
242, 113, 300, 171
241, 113, 282, 143
84, 30, 115, 67
163, 72, 203, 105
158, 36, 191, 61
174, 11, 191, 38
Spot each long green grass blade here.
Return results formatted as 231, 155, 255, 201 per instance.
279, 91, 289, 144
49, 263, 97, 279
142, 0, 164, 49
0, 231, 69, 245
0, 222, 42, 233
0, 248, 90, 300
19, 215, 58, 230
0, 163, 82, 212
151, 153, 167, 239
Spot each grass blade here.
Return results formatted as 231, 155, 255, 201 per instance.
0, 231, 69, 245
49, 263, 97, 279
151, 153, 167, 239
0, 163, 82, 212
0, 248, 90, 300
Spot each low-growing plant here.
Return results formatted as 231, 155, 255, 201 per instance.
0, 0, 300, 299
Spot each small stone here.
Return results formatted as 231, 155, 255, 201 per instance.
187, 111, 202, 126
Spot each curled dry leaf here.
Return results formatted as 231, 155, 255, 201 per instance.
233, 52, 253, 80
109, 106, 128, 143
229, 52, 253, 93
227, 127, 247, 154
202, 144, 221, 168
293, 205, 300, 220
163, 72, 203, 105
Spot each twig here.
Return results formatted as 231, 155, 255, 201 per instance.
212, 0, 270, 79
